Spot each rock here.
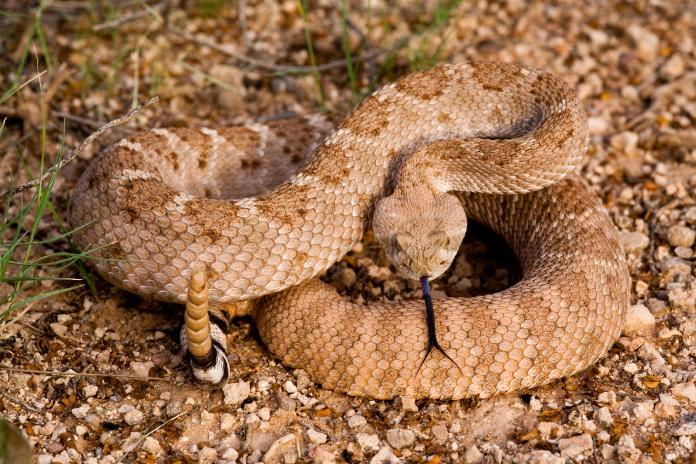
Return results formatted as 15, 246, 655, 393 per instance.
124, 409, 144, 426
610, 131, 639, 156
221, 413, 235, 433
221, 448, 239, 460
223, 381, 250, 405
198, 447, 218, 464
623, 362, 639, 374
617, 435, 641, 464
623, 304, 655, 335
307, 428, 327, 445
627, 24, 659, 61
263, 434, 298, 464
464, 444, 484, 463
166, 400, 183, 417
45, 441, 64, 453
598, 391, 616, 404
82, 385, 98, 398
386, 428, 415, 449
284, 380, 298, 394
558, 434, 593, 458
430, 422, 448, 444
142, 436, 162, 454
514, 450, 564, 464
596, 407, 613, 427
370, 447, 400, 464
356, 433, 380, 452
311, 446, 337, 464
346, 414, 367, 429
50, 322, 68, 337
673, 382, 696, 403
258, 407, 271, 421
130, 361, 155, 378
588, 116, 609, 135
619, 231, 650, 253
71, 404, 89, 419
210, 64, 246, 113
674, 422, 696, 436
661, 54, 685, 78
666, 225, 695, 248
668, 286, 695, 311
398, 396, 418, 412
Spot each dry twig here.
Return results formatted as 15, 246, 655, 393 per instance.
0, 96, 158, 200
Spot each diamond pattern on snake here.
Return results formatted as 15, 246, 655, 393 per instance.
69, 62, 630, 399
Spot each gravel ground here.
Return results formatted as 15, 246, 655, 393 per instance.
1, 1, 695, 463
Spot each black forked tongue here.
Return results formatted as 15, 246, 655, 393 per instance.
416, 276, 462, 375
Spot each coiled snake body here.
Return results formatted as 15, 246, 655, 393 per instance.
69, 62, 630, 399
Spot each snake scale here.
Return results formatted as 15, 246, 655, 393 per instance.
69, 62, 630, 399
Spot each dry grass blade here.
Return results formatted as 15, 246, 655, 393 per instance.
0, 96, 158, 200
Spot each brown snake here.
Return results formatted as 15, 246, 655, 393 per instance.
69, 62, 630, 399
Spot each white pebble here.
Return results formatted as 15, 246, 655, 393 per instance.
623, 362, 639, 374
71, 404, 89, 419
124, 409, 144, 426
284, 380, 298, 394
142, 436, 163, 454
130, 361, 155, 378
620, 231, 650, 253
356, 433, 380, 452
399, 395, 418, 412
386, 428, 416, 449
673, 382, 696, 403
558, 434, 593, 458
258, 407, 271, 421
667, 225, 695, 248
464, 444, 483, 464
370, 447, 399, 464
623, 304, 655, 335
220, 413, 235, 433
347, 414, 367, 429
82, 385, 98, 398
597, 407, 613, 427
223, 381, 250, 405
307, 428, 328, 445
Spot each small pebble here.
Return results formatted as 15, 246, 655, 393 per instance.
223, 381, 250, 405
370, 447, 399, 464
558, 434, 593, 458
386, 428, 416, 449
464, 444, 484, 464
284, 380, 298, 394
142, 436, 163, 454
347, 414, 367, 429
82, 385, 98, 398
124, 409, 144, 426
71, 404, 89, 419
356, 433, 380, 452
307, 428, 328, 445
623, 304, 655, 335
619, 231, 650, 253
666, 225, 695, 248
673, 382, 696, 403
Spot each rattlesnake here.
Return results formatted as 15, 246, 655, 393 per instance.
69, 62, 630, 399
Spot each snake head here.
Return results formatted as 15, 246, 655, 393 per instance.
372, 188, 467, 280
